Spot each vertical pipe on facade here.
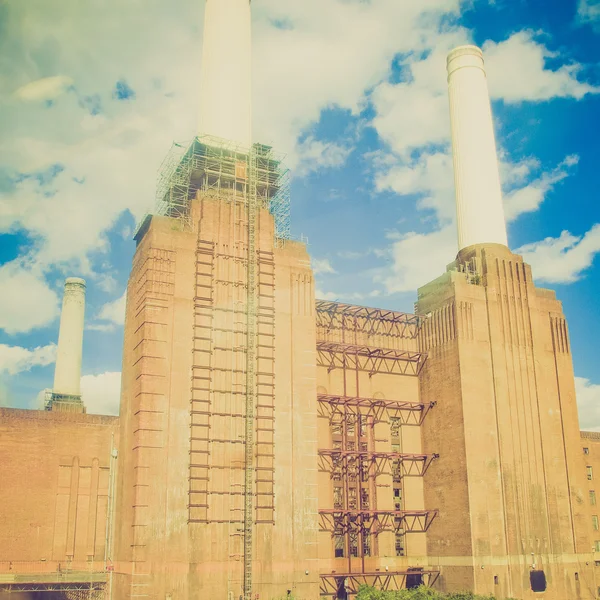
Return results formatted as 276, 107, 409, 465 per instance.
447, 46, 508, 251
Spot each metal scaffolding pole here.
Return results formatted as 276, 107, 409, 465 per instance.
243, 144, 259, 600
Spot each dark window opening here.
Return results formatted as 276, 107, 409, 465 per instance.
394, 487, 402, 511
347, 419, 355, 436
363, 532, 371, 557
494, 575, 499, 585
575, 572, 579, 581
395, 531, 405, 557
530, 570, 547, 592
406, 572, 423, 589
361, 489, 370, 509
334, 534, 344, 558
335, 577, 348, 600
359, 415, 367, 437
333, 487, 343, 510
584, 447, 590, 455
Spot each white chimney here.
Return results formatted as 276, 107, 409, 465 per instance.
198, 0, 252, 149
53, 277, 86, 401
447, 45, 508, 251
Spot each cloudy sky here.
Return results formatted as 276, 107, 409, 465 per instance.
1, 0, 600, 426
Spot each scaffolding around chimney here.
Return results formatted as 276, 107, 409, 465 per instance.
136, 135, 291, 245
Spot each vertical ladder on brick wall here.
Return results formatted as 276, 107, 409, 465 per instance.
189, 239, 216, 523
243, 145, 259, 600
255, 250, 276, 524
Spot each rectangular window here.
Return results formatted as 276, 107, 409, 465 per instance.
363, 532, 371, 557
588, 466, 594, 481
350, 532, 359, 557
334, 534, 345, 558
395, 532, 405, 556
390, 417, 401, 438
359, 415, 368, 438
393, 459, 401, 483
348, 488, 357, 510
593, 516, 599, 531
394, 487, 403, 511
333, 487, 343, 510
361, 489, 370, 509
591, 491, 597, 506
594, 540, 600, 553
584, 447, 590, 455
347, 418, 356, 436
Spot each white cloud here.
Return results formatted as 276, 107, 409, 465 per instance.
312, 258, 336, 276
98, 290, 127, 326
484, 31, 599, 102
378, 226, 457, 294
252, 0, 462, 163
295, 137, 353, 176
516, 224, 600, 284
14, 76, 74, 102
80, 371, 121, 416
374, 150, 455, 221
576, 376, 600, 432
0, 343, 56, 375
86, 323, 116, 333
315, 288, 338, 301
96, 272, 118, 293
0, 262, 60, 334
369, 29, 593, 235
577, 0, 600, 29
314, 287, 381, 304
0, 0, 469, 286
504, 155, 579, 221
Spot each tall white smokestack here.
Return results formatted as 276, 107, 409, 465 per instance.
198, 0, 252, 149
53, 277, 86, 403
447, 45, 508, 251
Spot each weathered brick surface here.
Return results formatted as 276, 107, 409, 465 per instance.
417, 244, 597, 600
0, 408, 118, 563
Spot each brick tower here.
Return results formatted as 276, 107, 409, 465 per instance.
415, 46, 596, 600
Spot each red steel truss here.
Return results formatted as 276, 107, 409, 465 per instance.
319, 509, 438, 535
317, 394, 435, 426
316, 341, 427, 377
315, 301, 422, 339
319, 569, 440, 597
318, 450, 439, 479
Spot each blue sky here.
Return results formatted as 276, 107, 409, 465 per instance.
1, 0, 600, 426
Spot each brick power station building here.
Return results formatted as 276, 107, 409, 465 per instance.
1, 1, 600, 599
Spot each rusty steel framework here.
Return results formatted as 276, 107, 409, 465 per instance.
319, 509, 439, 534
318, 450, 439, 479
315, 301, 422, 339
317, 394, 435, 426
319, 569, 440, 597
316, 300, 438, 598
316, 342, 427, 377
0, 583, 106, 596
